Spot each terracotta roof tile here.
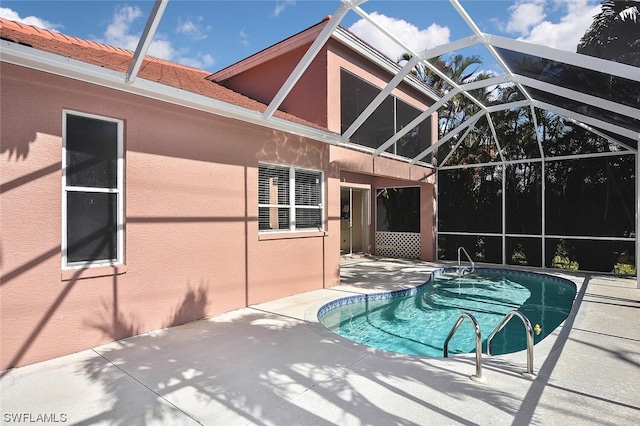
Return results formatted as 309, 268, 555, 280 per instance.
0, 18, 328, 132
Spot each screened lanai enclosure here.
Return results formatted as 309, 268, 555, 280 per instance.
327, 0, 639, 281
133, 0, 638, 282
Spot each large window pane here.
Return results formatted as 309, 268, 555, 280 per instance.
67, 192, 118, 263
353, 97, 394, 150
395, 99, 431, 159
66, 114, 118, 188
341, 69, 380, 135
340, 69, 433, 156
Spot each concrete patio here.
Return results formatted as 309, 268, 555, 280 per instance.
1, 257, 639, 425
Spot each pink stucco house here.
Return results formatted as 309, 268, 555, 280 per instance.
0, 16, 438, 369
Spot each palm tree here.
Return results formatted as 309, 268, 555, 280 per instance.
578, 0, 640, 66
398, 52, 483, 94
398, 53, 447, 90
398, 52, 486, 163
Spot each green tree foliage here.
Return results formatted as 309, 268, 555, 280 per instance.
399, 52, 485, 138
578, 0, 640, 66
377, 188, 420, 233
400, 6, 636, 272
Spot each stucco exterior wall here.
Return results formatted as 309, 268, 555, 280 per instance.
329, 145, 435, 183
0, 63, 340, 369
1, 40, 437, 369
218, 44, 330, 129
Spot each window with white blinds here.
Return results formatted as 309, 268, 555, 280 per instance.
258, 163, 323, 232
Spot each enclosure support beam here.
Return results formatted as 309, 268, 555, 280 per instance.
341, 56, 418, 143
263, 0, 365, 119
541, 154, 547, 271
374, 90, 457, 156
502, 164, 506, 266
126, 0, 168, 84
435, 170, 440, 263
531, 105, 546, 269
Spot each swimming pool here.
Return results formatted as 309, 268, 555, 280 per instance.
318, 268, 577, 358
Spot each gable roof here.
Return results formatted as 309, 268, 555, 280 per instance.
0, 18, 329, 132
207, 15, 441, 102
208, 16, 330, 84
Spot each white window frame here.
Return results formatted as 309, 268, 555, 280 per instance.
258, 163, 324, 233
62, 110, 124, 269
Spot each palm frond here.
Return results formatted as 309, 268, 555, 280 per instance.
618, 5, 639, 22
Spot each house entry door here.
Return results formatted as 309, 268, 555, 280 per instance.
340, 187, 369, 256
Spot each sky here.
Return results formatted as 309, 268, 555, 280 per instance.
0, 0, 603, 74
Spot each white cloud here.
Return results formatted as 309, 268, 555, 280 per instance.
239, 29, 250, 47
200, 54, 215, 68
101, 4, 147, 51
0, 7, 61, 30
98, 4, 215, 70
506, 1, 547, 35
147, 38, 179, 61
176, 16, 210, 41
348, 12, 450, 62
508, 0, 602, 51
273, 0, 296, 18
177, 53, 216, 70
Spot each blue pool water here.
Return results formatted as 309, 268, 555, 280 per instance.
318, 268, 576, 357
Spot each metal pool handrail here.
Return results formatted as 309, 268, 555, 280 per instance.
457, 246, 474, 275
487, 310, 536, 378
444, 312, 483, 381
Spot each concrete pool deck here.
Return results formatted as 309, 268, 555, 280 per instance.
1, 257, 639, 425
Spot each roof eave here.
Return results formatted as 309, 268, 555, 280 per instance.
0, 40, 343, 145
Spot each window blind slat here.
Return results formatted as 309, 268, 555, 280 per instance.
259, 164, 323, 231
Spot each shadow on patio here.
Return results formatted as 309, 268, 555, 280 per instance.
74, 306, 524, 425
2, 258, 638, 425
